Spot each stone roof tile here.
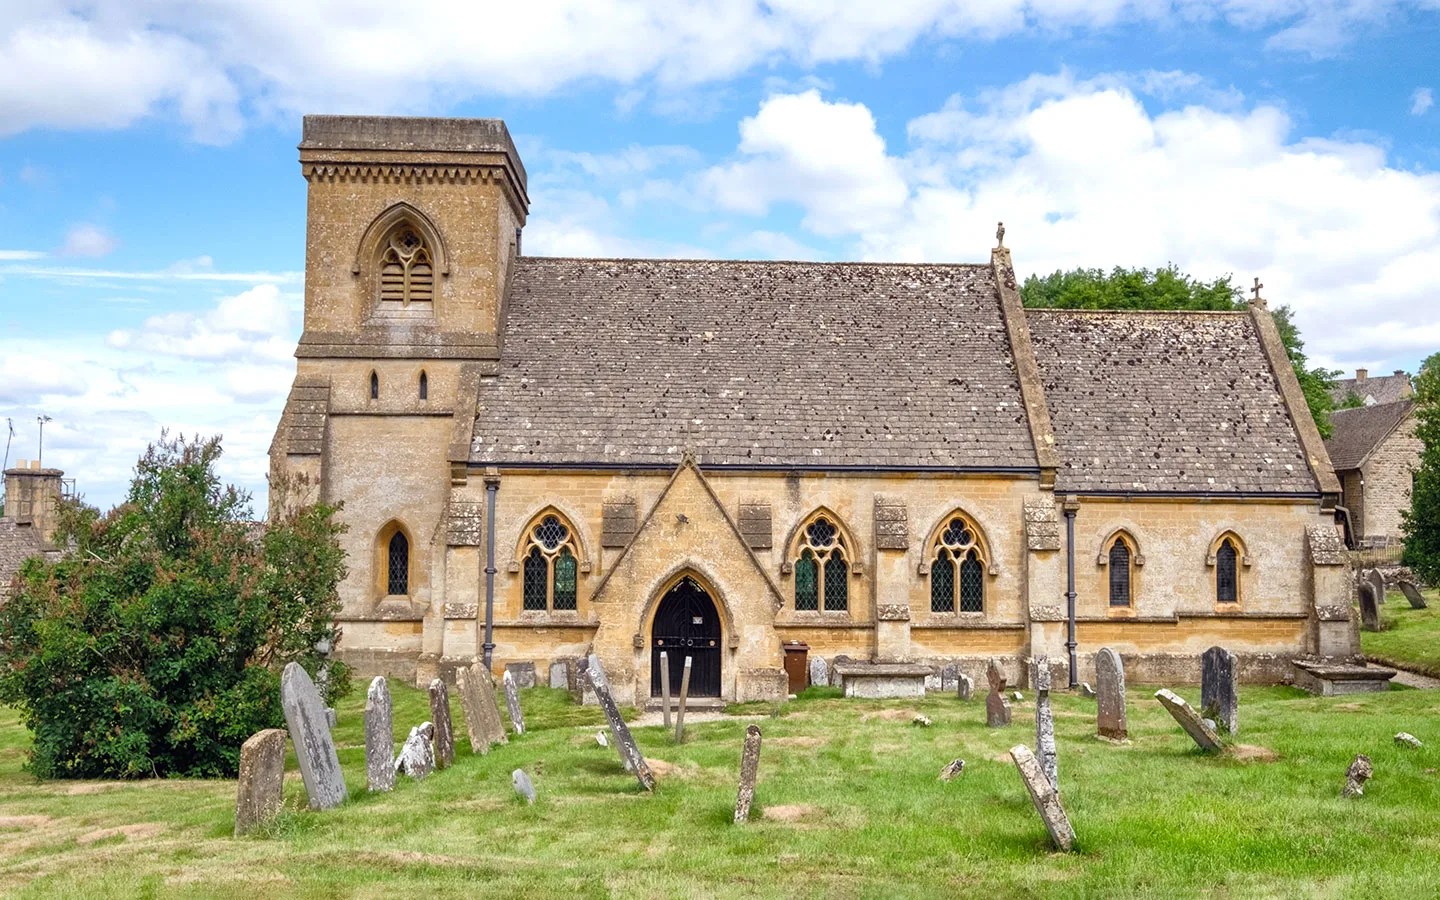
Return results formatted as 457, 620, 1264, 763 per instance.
1326, 400, 1413, 471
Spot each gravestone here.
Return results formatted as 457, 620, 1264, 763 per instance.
428, 678, 455, 770
395, 722, 436, 779
457, 664, 496, 755
1364, 568, 1387, 605
364, 676, 395, 793
1095, 648, 1127, 741
1359, 583, 1381, 632
1395, 732, 1423, 749
502, 670, 526, 735
1154, 689, 1223, 752
957, 673, 974, 701
938, 758, 965, 781
1009, 744, 1075, 852
940, 664, 959, 692
471, 664, 509, 748
568, 657, 598, 705
1398, 581, 1428, 609
550, 660, 570, 689
1034, 655, 1057, 790
512, 769, 537, 804
1079, 683, 1096, 699
234, 729, 287, 836
596, 730, 608, 748
584, 654, 656, 792
1200, 646, 1239, 735
733, 724, 763, 824
506, 661, 537, 689
280, 662, 347, 810
808, 655, 829, 688
1342, 753, 1372, 798
985, 658, 1012, 727
325, 707, 337, 729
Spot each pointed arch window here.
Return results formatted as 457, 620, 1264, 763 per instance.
793, 516, 848, 611
418, 370, 428, 400
378, 225, 434, 307
1216, 538, 1239, 604
1108, 539, 1132, 607
521, 514, 580, 611
387, 531, 409, 596
930, 516, 986, 613
370, 370, 379, 400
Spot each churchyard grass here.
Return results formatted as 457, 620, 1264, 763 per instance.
1362, 588, 1440, 677
2, 681, 1440, 897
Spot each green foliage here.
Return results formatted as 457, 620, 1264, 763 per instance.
1021, 265, 1340, 437
0, 433, 347, 779
1339, 391, 1366, 410
1403, 354, 1440, 584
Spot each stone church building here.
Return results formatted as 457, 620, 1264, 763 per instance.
269, 116, 1358, 705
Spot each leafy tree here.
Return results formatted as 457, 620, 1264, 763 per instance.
1021, 265, 1341, 438
0, 433, 348, 779
1403, 355, 1440, 584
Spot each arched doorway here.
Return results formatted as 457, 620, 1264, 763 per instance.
651, 577, 722, 697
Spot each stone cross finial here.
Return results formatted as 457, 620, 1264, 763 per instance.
996, 221, 1006, 249
1250, 277, 1264, 306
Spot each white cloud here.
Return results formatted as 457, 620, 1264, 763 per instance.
60, 224, 119, 258
0, 250, 46, 260
1413, 87, 1435, 116
106, 283, 296, 363
0, 356, 87, 403
0, 263, 300, 284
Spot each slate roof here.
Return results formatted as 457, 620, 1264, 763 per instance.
471, 258, 1038, 470
1329, 372, 1412, 407
1027, 310, 1319, 495
0, 519, 47, 602
1326, 400, 1414, 471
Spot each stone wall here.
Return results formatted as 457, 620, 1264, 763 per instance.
1359, 415, 1421, 542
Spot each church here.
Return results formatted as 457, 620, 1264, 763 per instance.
269, 115, 1358, 705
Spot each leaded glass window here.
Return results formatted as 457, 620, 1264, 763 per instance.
1109, 540, 1131, 607
523, 547, 547, 610
1216, 538, 1238, 603
387, 531, 409, 596
931, 514, 987, 614
931, 550, 955, 612
959, 550, 984, 612
792, 516, 849, 612
520, 512, 583, 612
554, 548, 577, 610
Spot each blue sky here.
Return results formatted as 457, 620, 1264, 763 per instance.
2, 1, 1438, 512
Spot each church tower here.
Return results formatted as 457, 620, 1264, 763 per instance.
269, 116, 528, 678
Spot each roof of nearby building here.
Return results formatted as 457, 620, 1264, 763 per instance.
1326, 399, 1414, 471
0, 518, 47, 601
1329, 371, 1412, 406
1027, 309, 1319, 494
471, 257, 1039, 470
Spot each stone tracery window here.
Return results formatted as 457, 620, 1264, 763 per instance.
521, 514, 579, 611
1107, 537, 1133, 607
930, 516, 985, 613
378, 225, 434, 307
793, 516, 848, 611
1216, 538, 1239, 603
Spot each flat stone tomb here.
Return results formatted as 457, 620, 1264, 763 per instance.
584, 653, 656, 792
831, 662, 930, 699
428, 678, 455, 770
1200, 646, 1239, 736
1291, 659, 1397, 696
280, 662, 348, 810
734, 724, 763, 824
1010, 744, 1075, 851
364, 676, 396, 793
986, 658, 1012, 727
235, 729, 287, 836
1154, 689, 1222, 752
1094, 648, 1127, 741
503, 669, 526, 735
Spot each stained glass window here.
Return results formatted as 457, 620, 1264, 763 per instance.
793, 516, 848, 611
535, 515, 568, 551
932, 513, 987, 614
523, 547, 548, 610
794, 550, 819, 611
520, 512, 582, 612
1109, 541, 1131, 607
387, 531, 409, 596
553, 548, 578, 610
931, 549, 955, 612
959, 550, 984, 612
1217, 538, 1238, 603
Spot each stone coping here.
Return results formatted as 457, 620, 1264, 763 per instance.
832, 662, 932, 677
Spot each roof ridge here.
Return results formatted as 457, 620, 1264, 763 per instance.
516, 255, 990, 269
1026, 307, 1248, 316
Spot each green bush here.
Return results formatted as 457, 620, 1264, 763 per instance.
0, 433, 348, 779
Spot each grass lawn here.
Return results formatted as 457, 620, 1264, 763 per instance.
1363, 587, 1440, 677
1, 679, 1439, 898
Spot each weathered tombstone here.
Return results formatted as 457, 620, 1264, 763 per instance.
428, 678, 455, 770
395, 722, 436, 780
456, 664, 497, 755
280, 662, 347, 810
1200, 646, 1239, 735
1154, 689, 1223, 752
569, 657, 598, 705
584, 654, 656, 792
1365, 568, 1387, 605
512, 769, 537, 804
1079, 682, 1096, 699
1342, 754, 1373, 798
595, 730, 608, 748
1009, 744, 1075, 852
733, 724, 763, 824
1395, 732, 1423, 749
985, 658, 1012, 727
957, 673, 974, 701
675, 655, 693, 743
549, 659, 570, 689
1033, 656, 1057, 790
234, 729, 287, 836
809, 655, 829, 688
1095, 648, 1127, 741
325, 707, 337, 729
938, 758, 965, 781
940, 664, 959, 692
473, 664, 510, 747
364, 676, 395, 793
659, 650, 673, 730
1398, 581, 1428, 609
502, 670, 526, 735
1359, 582, 1381, 632
506, 661, 537, 689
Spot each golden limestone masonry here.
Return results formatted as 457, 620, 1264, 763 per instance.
269, 115, 1359, 705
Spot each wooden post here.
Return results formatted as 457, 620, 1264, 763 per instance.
660, 651, 672, 730
675, 656, 692, 743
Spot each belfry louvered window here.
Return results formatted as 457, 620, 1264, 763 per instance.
1216, 538, 1239, 603
379, 226, 434, 306
1108, 540, 1132, 607
931, 516, 986, 613
521, 513, 581, 611
793, 516, 848, 611
387, 531, 409, 596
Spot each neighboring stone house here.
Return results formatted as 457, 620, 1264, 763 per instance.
0, 462, 66, 601
1326, 400, 1420, 547
269, 115, 1357, 704
1330, 368, 1413, 407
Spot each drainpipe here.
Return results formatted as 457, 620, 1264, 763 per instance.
1063, 494, 1079, 688
483, 469, 500, 669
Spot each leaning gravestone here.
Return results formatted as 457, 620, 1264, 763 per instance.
1155, 689, 1223, 752
512, 769, 537, 804
364, 677, 396, 793
475, 665, 510, 746
1034, 656, 1058, 790
395, 722, 436, 780
957, 673, 974, 701
1095, 648, 1127, 741
1398, 580, 1428, 610
550, 660, 570, 689
584, 653, 656, 792
809, 655, 829, 688
457, 664, 494, 755
1009, 744, 1075, 852
733, 724, 763, 824
986, 658, 1012, 727
235, 729, 287, 836
502, 670, 526, 735
428, 678, 455, 770
1359, 583, 1382, 632
506, 661, 537, 689
280, 662, 347, 810
1201, 646, 1239, 735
